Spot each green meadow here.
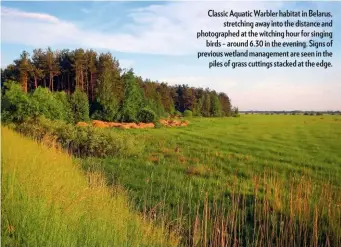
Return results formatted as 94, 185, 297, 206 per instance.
3, 114, 341, 246
82, 114, 341, 246
93, 115, 341, 187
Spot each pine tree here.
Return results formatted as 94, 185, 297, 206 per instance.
31, 49, 45, 89
183, 86, 196, 111
59, 49, 74, 93
45, 47, 60, 91
16, 51, 31, 93
72, 48, 86, 90
86, 49, 98, 101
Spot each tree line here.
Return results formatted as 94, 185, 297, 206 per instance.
1, 48, 233, 123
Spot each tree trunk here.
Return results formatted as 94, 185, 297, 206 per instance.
68, 74, 70, 94
60, 76, 62, 91
86, 72, 89, 99
90, 72, 94, 101
75, 70, 78, 88
22, 75, 28, 93
57, 76, 60, 91
49, 72, 53, 91
80, 70, 84, 91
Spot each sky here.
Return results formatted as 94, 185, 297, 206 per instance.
1, 1, 341, 111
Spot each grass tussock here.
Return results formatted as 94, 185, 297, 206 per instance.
186, 165, 210, 177
1, 127, 179, 247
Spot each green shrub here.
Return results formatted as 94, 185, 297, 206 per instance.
31, 87, 65, 121
183, 110, 193, 118
163, 112, 170, 119
14, 117, 143, 158
70, 88, 90, 123
144, 98, 165, 119
231, 106, 239, 117
175, 111, 182, 117
2, 82, 76, 124
154, 121, 162, 129
91, 99, 120, 122
137, 108, 157, 123
54, 91, 74, 123
1, 81, 38, 123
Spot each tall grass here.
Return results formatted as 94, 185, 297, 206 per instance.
130, 171, 341, 247
1, 127, 178, 247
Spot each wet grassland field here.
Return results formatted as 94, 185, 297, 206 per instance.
83, 114, 341, 246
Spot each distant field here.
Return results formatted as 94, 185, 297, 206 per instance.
83, 115, 341, 246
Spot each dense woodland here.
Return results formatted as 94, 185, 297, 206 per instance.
1, 48, 233, 123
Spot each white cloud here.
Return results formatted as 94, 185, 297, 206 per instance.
1, 7, 59, 23
1, 2, 332, 55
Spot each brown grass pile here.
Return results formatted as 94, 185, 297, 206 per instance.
76, 121, 89, 127
76, 120, 155, 129
76, 118, 189, 129
159, 119, 189, 127
92, 120, 109, 128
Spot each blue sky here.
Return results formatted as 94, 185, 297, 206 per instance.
1, 1, 340, 111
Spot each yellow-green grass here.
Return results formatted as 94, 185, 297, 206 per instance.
1, 127, 179, 247
83, 115, 341, 246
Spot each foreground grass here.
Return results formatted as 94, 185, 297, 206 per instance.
82, 115, 341, 246
1, 127, 178, 247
